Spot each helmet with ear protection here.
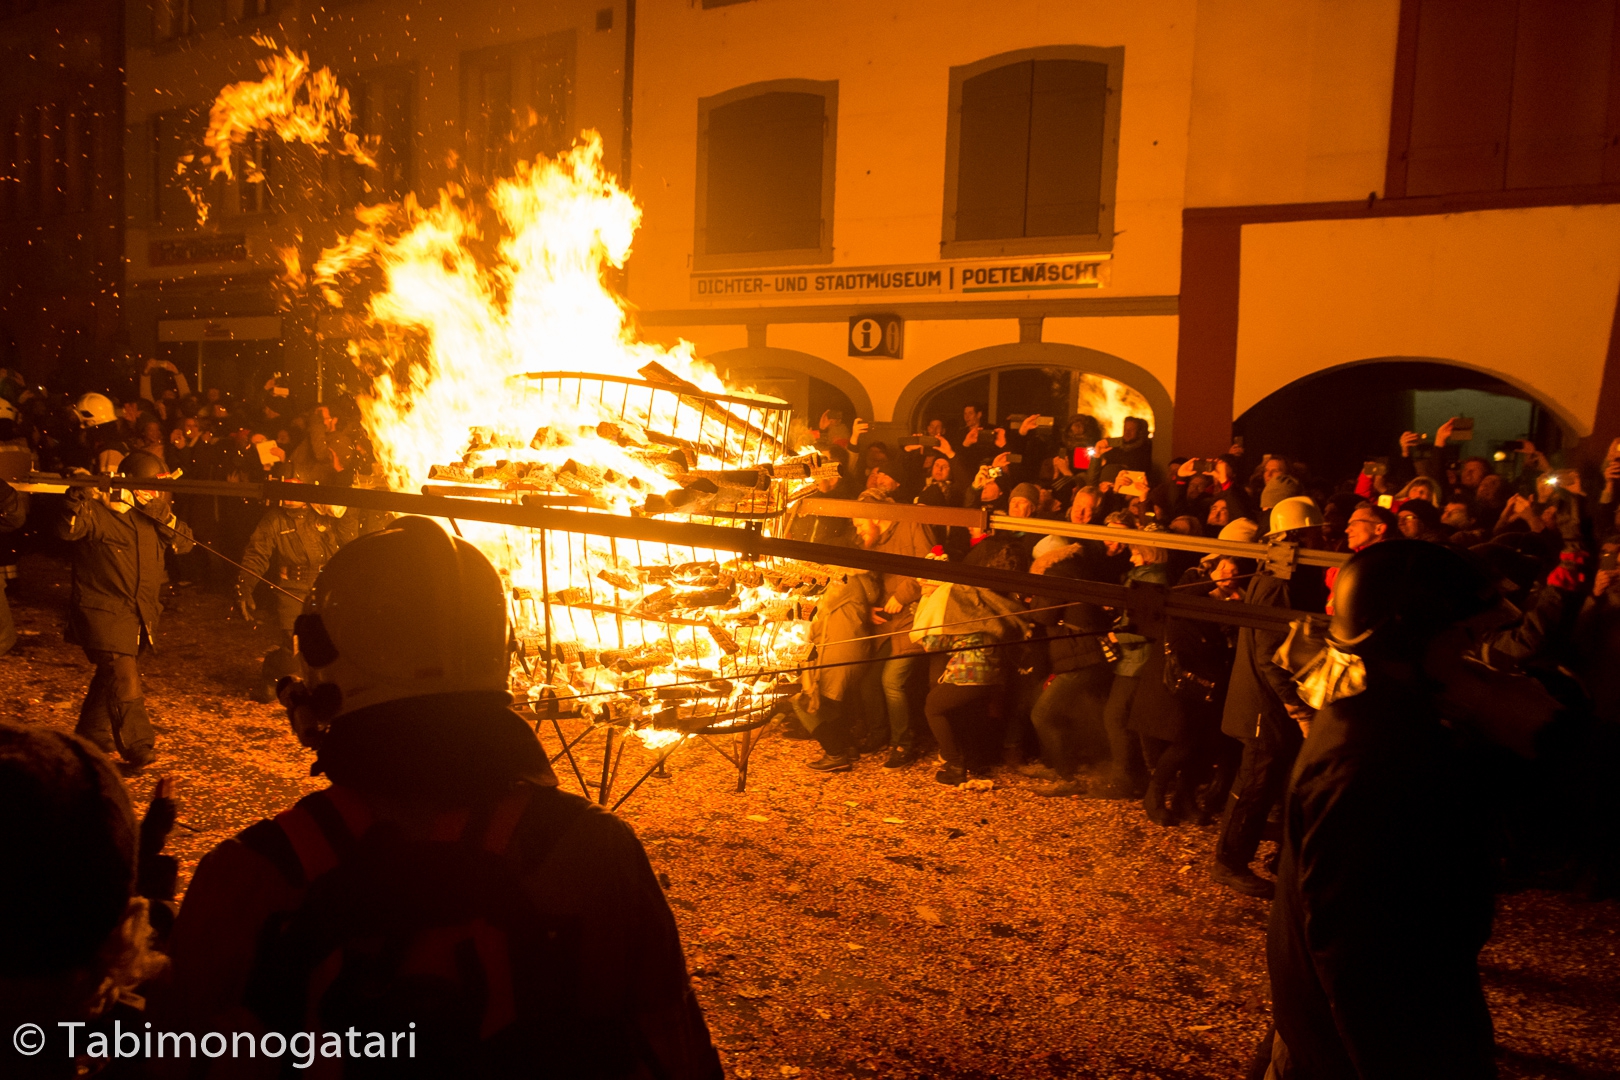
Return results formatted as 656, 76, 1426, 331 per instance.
281, 516, 510, 731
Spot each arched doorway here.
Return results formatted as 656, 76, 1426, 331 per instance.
709, 347, 873, 432
1235, 358, 1572, 485
891, 342, 1173, 474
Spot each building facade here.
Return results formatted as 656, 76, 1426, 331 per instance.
628, 0, 1620, 471
113, 0, 1620, 469
121, 0, 628, 402
1, 0, 125, 388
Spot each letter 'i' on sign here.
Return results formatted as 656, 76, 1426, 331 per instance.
848, 314, 904, 358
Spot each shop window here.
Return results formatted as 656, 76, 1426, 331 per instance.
1389, 0, 1620, 195
942, 46, 1123, 258
694, 80, 837, 269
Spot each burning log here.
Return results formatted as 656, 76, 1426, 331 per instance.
597, 566, 641, 591
637, 361, 783, 457
706, 621, 740, 655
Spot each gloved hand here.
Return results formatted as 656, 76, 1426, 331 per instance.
238, 590, 257, 623
64, 477, 94, 511
137, 777, 180, 945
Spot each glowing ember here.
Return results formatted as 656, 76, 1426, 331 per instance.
200, 44, 820, 746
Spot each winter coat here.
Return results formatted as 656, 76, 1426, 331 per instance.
1220, 570, 1306, 742
1268, 683, 1497, 1080
239, 504, 358, 630
1086, 436, 1153, 489
1128, 567, 1238, 743
57, 494, 195, 654
807, 572, 880, 703
1030, 542, 1118, 673
867, 519, 935, 656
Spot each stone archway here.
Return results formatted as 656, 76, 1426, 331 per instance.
709, 347, 875, 427
1235, 356, 1576, 486
891, 342, 1175, 475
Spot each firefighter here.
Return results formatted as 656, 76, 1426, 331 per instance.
58, 451, 195, 770
237, 462, 357, 702
155, 517, 723, 1078
70, 392, 129, 476
1265, 541, 1560, 1078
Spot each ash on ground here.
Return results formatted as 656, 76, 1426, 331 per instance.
2, 555, 1614, 1080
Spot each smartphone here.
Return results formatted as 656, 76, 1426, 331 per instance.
1191, 458, 1215, 474
1363, 460, 1389, 478
1449, 417, 1475, 442
1072, 446, 1092, 470
1377, 494, 1395, 509
903, 435, 940, 449
1034, 416, 1055, 429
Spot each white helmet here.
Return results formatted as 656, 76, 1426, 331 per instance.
288, 516, 510, 723
1217, 519, 1260, 545
1267, 496, 1325, 537
73, 392, 117, 427
0, 398, 16, 422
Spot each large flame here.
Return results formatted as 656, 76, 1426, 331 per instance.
190, 45, 818, 742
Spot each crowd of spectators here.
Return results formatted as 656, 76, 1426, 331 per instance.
2, 367, 1618, 1077
788, 401, 1620, 900
0, 360, 370, 595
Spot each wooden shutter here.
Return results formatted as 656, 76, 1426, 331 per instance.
1404, 0, 1518, 196
1505, 0, 1616, 189
1025, 58, 1108, 238
704, 91, 824, 255
954, 61, 1033, 242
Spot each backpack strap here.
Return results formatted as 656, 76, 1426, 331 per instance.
238, 787, 372, 888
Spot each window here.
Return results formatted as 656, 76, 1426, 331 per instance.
153, 0, 192, 42
916, 366, 1151, 436
65, 107, 95, 214
235, 130, 268, 215
942, 46, 1123, 258
151, 109, 206, 225
694, 80, 837, 270
1388, 0, 1620, 196
351, 67, 413, 203
228, 0, 271, 20
460, 31, 575, 181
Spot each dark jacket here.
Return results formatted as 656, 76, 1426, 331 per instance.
1129, 566, 1238, 743
1031, 542, 1117, 673
158, 696, 724, 1080
1087, 436, 1153, 489
1220, 570, 1305, 741
868, 519, 935, 656
57, 494, 194, 654
239, 504, 356, 629
1268, 684, 1497, 1080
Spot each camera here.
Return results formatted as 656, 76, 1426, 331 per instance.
1363, 460, 1389, 478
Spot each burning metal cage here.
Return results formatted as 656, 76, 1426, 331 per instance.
449, 368, 823, 807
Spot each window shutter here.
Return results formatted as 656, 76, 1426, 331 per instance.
704, 91, 824, 255
1504, 0, 1615, 189
1025, 59, 1108, 238
1404, 0, 1518, 196
954, 61, 1032, 242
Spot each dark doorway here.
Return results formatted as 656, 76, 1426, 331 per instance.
1235, 361, 1564, 486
